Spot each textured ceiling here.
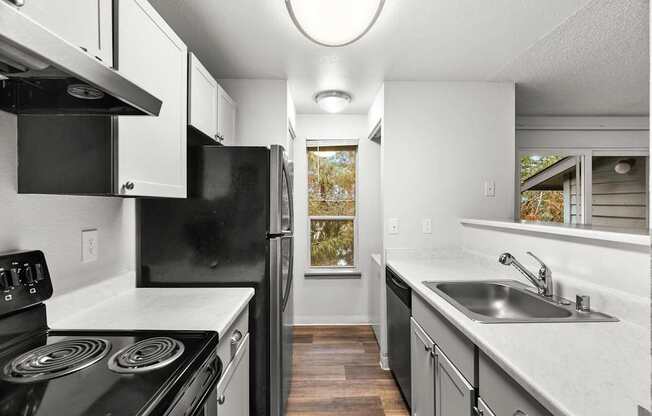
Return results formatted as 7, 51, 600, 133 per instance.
148, 0, 648, 116
493, 0, 649, 116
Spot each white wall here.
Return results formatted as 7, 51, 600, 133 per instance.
0, 111, 135, 296
218, 79, 288, 148
292, 114, 382, 324
382, 81, 516, 250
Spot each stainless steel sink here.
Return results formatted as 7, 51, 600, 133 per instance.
424, 280, 618, 323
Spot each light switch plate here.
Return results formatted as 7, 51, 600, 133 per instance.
422, 218, 432, 234
484, 180, 496, 197
82, 229, 99, 263
388, 218, 400, 234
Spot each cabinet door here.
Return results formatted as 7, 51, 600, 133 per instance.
217, 86, 236, 146
20, 0, 113, 65
476, 398, 497, 416
188, 53, 218, 140
116, 0, 188, 197
435, 346, 474, 416
217, 334, 250, 416
411, 318, 435, 416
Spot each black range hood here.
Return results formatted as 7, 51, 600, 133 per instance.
0, 1, 162, 116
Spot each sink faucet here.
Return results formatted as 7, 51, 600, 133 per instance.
498, 252, 553, 297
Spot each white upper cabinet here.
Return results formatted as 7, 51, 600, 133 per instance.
217, 85, 237, 146
20, 0, 113, 65
115, 0, 188, 198
188, 53, 219, 140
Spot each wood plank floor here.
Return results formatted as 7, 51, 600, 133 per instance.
287, 325, 409, 416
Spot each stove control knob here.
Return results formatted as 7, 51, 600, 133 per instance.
0, 269, 10, 291
34, 263, 45, 281
9, 262, 21, 286
23, 264, 34, 284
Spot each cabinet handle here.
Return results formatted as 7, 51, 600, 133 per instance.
231, 330, 243, 345
473, 406, 484, 416
218, 395, 226, 405
9, 0, 25, 6
123, 181, 135, 191
513, 411, 528, 416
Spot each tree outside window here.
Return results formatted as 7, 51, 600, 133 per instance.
307, 144, 357, 268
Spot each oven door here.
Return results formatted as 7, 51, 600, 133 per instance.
194, 388, 217, 416
165, 353, 222, 416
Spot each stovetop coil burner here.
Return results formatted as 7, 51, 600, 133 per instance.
2, 338, 111, 383
108, 337, 185, 374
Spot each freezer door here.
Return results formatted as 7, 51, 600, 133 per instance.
270, 145, 293, 236
269, 234, 294, 416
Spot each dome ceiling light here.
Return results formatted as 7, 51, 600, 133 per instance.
314, 90, 352, 113
285, 0, 385, 47
614, 159, 634, 175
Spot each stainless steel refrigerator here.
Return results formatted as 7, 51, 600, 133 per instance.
136, 145, 294, 416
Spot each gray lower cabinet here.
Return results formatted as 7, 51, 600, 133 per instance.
478, 351, 552, 416
475, 398, 496, 416
216, 333, 250, 416
411, 292, 553, 416
410, 318, 435, 416
435, 346, 475, 416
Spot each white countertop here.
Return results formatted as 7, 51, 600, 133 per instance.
461, 218, 650, 247
47, 275, 254, 338
386, 250, 650, 416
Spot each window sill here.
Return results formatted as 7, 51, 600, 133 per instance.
304, 269, 362, 279
461, 218, 650, 247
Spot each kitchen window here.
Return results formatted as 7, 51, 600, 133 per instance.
518, 149, 649, 228
306, 140, 359, 275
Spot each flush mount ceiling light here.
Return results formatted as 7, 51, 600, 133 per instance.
314, 90, 352, 113
285, 0, 385, 47
614, 159, 634, 175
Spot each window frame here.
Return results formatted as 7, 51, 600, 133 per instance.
517, 147, 649, 227
305, 139, 360, 274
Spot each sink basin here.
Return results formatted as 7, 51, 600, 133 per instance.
424, 280, 617, 323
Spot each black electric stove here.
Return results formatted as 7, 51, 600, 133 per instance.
0, 251, 222, 416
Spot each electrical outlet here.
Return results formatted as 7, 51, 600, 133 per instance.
484, 180, 496, 197
82, 229, 99, 263
388, 218, 400, 235
422, 218, 432, 234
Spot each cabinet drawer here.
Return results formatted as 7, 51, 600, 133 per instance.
217, 307, 249, 366
412, 293, 476, 386
478, 352, 552, 416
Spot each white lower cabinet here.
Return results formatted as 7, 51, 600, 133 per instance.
216, 334, 250, 416
410, 318, 435, 416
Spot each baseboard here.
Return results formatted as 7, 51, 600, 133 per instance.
293, 315, 371, 326
379, 355, 389, 370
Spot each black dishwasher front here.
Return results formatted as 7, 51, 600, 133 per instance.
386, 268, 411, 408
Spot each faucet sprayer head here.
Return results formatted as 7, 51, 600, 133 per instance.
498, 253, 514, 265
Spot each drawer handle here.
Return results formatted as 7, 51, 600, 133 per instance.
218, 395, 226, 405
123, 181, 135, 191
513, 411, 528, 416
231, 330, 243, 345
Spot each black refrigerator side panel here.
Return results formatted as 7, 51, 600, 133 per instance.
137, 146, 271, 416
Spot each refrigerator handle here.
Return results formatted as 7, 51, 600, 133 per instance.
281, 235, 294, 312
282, 152, 294, 234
